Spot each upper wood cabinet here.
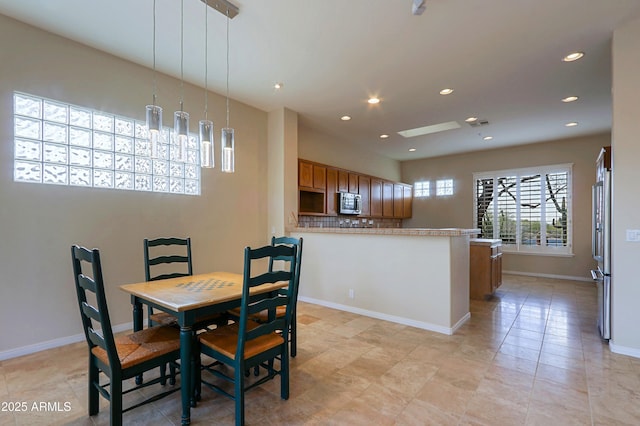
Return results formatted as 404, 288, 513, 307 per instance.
298, 159, 412, 219
403, 185, 413, 218
348, 173, 359, 194
338, 170, 348, 192
299, 160, 326, 190
299, 161, 313, 188
393, 184, 404, 218
382, 182, 394, 217
358, 176, 371, 216
326, 168, 338, 216
370, 178, 383, 217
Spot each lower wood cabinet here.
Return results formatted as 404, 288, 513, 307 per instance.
469, 239, 502, 300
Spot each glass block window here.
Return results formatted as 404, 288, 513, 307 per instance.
13, 92, 200, 195
436, 178, 454, 196
414, 181, 430, 197
473, 164, 572, 255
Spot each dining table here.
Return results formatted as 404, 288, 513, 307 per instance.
120, 271, 288, 426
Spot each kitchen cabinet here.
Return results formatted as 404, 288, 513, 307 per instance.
382, 182, 394, 217
358, 176, 371, 216
299, 160, 326, 214
403, 185, 413, 218
299, 160, 325, 190
393, 184, 404, 218
338, 170, 348, 192
298, 158, 413, 219
326, 168, 338, 216
349, 173, 359, 193
469, 239, 502, 300
299, 161, 313, 188
370, 178, 383, 217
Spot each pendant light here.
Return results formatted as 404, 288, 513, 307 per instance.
221, 7, 235, 173
199, 0, 214, 168
145, 0, 162, 158
174, 0, 189, 162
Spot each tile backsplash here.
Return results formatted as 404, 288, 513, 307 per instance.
298, 215, 402, 228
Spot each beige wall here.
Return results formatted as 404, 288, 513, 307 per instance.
297, 124, 401, 182
611, 17, 640, 355
401, 134, 609, 280
0, 15, 269, 355
267, 107, 298, 237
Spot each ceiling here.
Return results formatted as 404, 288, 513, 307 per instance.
1, 0, 640, 161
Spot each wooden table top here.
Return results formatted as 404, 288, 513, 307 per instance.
120, 271, 287, 312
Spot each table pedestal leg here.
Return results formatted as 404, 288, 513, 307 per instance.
132, 300, 144, 385
180, 326, 192, 426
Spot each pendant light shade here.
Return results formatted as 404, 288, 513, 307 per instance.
199, 0, 214, 169
146, 104, 162, 157
221, 7, 235, 173
221, 127, 234, 173
174, 0, 188, 162
174, 109, 189, 161
199, 119, 214, 168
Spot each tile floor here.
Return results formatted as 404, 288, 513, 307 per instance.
2, 274, 640, 425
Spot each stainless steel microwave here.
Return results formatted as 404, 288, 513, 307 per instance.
339, 192, 362, 215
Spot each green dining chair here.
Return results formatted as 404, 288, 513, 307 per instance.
71, 245, 181, 426
144, 236, 228, 329
143, 237, 194, 327
228, 236, 303, 358
196, 243, 298, 426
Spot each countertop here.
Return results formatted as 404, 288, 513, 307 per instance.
469, 238, 502, 246
290, 227, 480, 237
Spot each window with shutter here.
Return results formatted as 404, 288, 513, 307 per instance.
473, 164, 572, 255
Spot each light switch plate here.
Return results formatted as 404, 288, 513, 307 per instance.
625, 229, 640, 242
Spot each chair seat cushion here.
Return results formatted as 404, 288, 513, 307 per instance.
199, 320, 285, 360
91, 325, 180, 369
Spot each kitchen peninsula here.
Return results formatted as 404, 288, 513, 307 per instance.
289, 227, 479, 335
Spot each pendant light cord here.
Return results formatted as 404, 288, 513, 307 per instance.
180, 0, 184, 112
225, 8, 230, 127
152, 0, 157, 106
204, 0, 208, 120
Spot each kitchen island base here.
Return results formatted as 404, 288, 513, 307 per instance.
290, 227, 477, 335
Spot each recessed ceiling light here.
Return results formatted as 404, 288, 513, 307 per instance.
409, 148, 416, 152
379, 134, 389, 139
565, 122, 578, 127
465, 117, 478, 122
340, 115, 352, 121
562, 96, 579, 103
483, 136, 493, 141
439, 88, 454, 95
563, 52, 584, 62
274, 82, 283, 90
368, 97, 380, 104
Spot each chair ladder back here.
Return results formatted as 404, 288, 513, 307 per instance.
143, 237, 193, 282
71, 245, 120, 371
269, 237, 303, 312
236, 244, 297, 360
143, 237, 193, 326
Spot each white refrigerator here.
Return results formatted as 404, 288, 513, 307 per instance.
591, 146, 611, 340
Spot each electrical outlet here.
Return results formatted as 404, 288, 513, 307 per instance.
348, 288, 355, 299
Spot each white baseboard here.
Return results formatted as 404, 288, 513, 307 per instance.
298, 296, 469, 336
609, 341, 640, 359
503, 270, 593, 283
0, 322, 133, 361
